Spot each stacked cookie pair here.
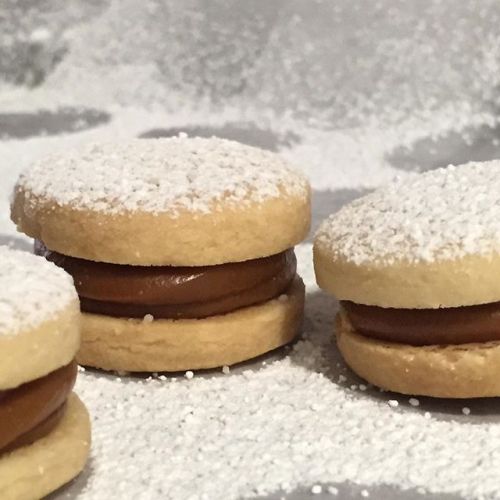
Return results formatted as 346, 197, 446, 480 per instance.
0, 248, 90, 499
12, 137, 311, 373
315, 162, 500, 398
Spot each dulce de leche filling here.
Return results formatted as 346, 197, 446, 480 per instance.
0, 361, 77, 454
341, 301, 500, 346
35, 241, 296, 319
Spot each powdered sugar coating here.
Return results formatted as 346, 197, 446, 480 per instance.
316, 161, 500, 265
0, 247, 77, 336
17, 137, 309, 215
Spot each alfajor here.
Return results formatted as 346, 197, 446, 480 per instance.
0, 247, 90, 500
314, 161, 500, 398
12, 137, 310, 372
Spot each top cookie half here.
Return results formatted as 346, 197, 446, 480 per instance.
12, 137, 311, 266
0, 247, 80, 389
314, 161, 500, 309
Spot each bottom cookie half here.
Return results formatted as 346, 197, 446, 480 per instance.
0, 393, 91, 500
337, 312, 500, 398
77, 277, 305, 372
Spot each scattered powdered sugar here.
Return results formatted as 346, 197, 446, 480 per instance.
18, 137, 308, 215
316, 161, 500, 265
0, 246, 76, 336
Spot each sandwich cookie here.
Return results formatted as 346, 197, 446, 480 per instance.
314, 161, 500, 398
0, 247, 90, 500
12, 137, 310, 372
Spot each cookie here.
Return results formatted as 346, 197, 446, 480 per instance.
314, 161, 500, 398
12, 137, 310, 372
0, 248, 90, 498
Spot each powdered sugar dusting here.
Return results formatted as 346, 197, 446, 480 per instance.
18, 137, 308, 215
316, 161, 500, 265
0, 247, 77, 336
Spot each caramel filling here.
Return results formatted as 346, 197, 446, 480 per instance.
36, 241, 296, 319
342, 301, 500, 346
0, 361, 77, 454
2, 405, 66, 454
